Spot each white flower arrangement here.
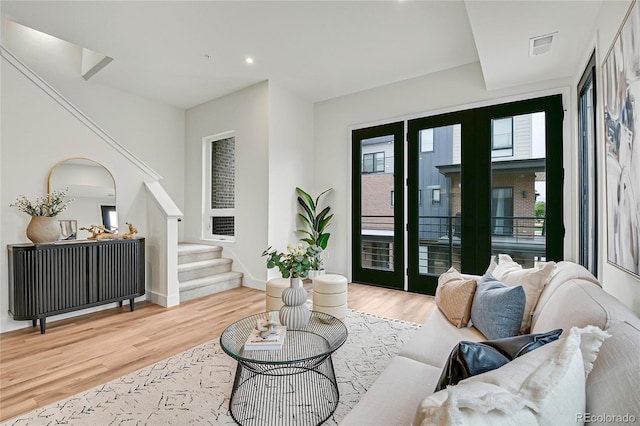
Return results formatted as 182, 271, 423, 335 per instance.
10, 188, 73, 217
262, 242, 322, 278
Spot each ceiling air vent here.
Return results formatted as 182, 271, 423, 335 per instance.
529, 32, 557, 56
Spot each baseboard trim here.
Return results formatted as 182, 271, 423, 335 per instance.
149, 291, 180, 307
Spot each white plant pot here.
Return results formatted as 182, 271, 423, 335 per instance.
26, 216, 60, 244
279, 277, 311, 329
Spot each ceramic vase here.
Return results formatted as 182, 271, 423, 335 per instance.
26, 216, 61, 244
279, 277, 311, 329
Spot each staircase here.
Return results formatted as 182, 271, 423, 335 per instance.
178, 243, 243, 302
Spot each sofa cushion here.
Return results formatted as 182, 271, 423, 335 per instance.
586, 321, 640, 424
434, 328, 562, 392
470, 273, 525, 339
531, 261, 601, 328
399, 309, 485, 369
435, 267, 477, 328
492, 256, 556, 333
414, 326, 609, 426
531, 278, 640, 335
533, 281, 608, 335
339, 355, 442, 426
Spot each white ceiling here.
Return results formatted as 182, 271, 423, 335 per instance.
1, 1, 605, 110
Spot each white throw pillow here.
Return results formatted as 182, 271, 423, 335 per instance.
413, 326, 610, 426
491, 253, 523, 278
486, 255, 498, 275
492, 254, 556, 332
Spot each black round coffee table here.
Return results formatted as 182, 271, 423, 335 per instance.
220, 310, 348, 426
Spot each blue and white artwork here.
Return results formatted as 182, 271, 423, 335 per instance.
603, 0, 640, 278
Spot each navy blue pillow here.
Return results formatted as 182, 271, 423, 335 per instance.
470, 272, 526, 339
434, 328, 562, 392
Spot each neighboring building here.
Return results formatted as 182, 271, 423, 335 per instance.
360, 113, 546, 274
360, 135, 395, 270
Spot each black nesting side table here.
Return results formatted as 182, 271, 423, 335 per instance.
220, 311, 348, 426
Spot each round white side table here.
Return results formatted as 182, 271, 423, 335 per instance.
312, 274, 348, 319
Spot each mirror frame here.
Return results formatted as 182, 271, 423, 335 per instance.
48, 157, 116, 195
47, 157, 117, 234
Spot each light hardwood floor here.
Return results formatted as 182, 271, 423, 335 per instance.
0, 283, 435, 422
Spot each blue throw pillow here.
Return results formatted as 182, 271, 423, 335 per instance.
470, 272, 526, 339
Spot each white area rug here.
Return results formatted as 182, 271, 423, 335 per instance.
3, 311, 420, 425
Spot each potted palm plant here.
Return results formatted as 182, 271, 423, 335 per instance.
296, 187, 333, 278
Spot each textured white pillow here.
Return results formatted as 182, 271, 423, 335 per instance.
413, 326, 610, 426
486, 255, 498, 275
491, 253, 522, 277
492, 254, 556, 332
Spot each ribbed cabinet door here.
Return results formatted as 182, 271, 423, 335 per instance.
95, 239, 144, 302
10, 245, 89, 318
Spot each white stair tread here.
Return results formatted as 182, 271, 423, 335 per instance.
178, 243, 222, 254
177, 258, 232, 272
179, 271, 243, 290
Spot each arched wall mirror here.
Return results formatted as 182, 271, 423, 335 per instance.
48, 158, 117, 239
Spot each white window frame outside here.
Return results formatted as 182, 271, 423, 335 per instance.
202, 131, 235, 242
431, 188, 441, 205
363, 152, 385, 173
491, 117, 514, 158
420, 128, 434, 152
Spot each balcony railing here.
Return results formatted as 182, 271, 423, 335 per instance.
360, 215, 546, 274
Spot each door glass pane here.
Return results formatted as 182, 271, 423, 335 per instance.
579, 77, 597, 274
491, 112, 546, 267
417, 124, 462, 275
361, 135, 395, 271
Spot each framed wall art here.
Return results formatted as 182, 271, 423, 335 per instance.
602, 0, 640, 278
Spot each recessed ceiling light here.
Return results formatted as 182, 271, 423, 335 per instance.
245, 57, 254, 64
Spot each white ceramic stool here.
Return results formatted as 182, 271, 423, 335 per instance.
312, 274, 348, 319
266, 278, 289, 311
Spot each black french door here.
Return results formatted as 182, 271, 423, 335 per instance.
578, 53, 598, 277
352, 122, 405, 289
407, 95, 564, 294
352, 95, 564, 295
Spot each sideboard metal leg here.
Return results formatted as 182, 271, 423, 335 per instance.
32, 319, 37, 327
40, 318, 46, 334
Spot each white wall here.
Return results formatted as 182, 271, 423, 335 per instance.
2, 20, 185, 217
184, 82, 270, 288
183, 81, 314, 286
0, 58, 161, 332
1, 16, 186, 332
267, 81, 315, 279
590, 0, 640, 313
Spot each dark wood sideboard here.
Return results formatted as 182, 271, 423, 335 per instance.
8, 238, 145, 333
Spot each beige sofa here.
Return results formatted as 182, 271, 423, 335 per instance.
341, 261, 640, 425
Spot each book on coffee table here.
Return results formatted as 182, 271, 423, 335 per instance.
244, 325, 287, 350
